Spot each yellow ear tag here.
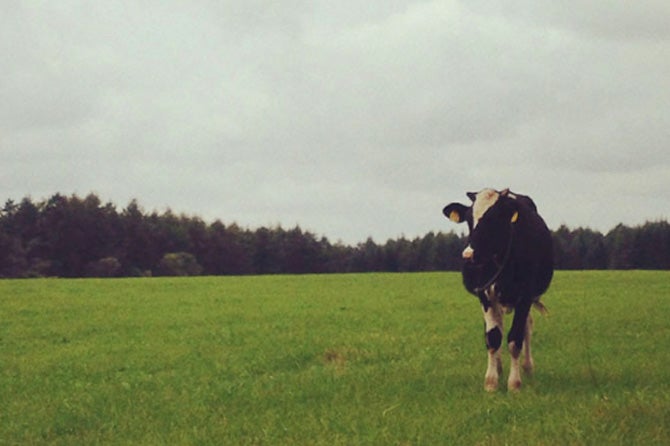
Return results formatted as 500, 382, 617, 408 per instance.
449, 210, 460, 222
511, 211, 519, 223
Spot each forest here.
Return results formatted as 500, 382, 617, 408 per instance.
1, 193, 669, 278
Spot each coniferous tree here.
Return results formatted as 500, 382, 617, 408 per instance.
1, 192, 669, 277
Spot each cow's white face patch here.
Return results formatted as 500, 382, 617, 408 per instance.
472, 188, 499, 228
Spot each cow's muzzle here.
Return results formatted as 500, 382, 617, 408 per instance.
462, 245, 474, 260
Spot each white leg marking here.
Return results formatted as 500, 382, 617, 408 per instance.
483, 300, 502, 333
508, 341, 522, 391
483, 301, 503, 392
485, 349, 502, 392
522, 313, 534, 375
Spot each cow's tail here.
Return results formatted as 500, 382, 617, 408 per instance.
533, 301, 549, 316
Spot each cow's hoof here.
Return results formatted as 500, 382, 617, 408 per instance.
485, 377, 499, 392
522, 360, 534, 376
507, 379, 522, 392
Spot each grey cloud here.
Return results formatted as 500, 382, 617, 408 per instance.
2, 1, 669, 243
463, 0, 670, 41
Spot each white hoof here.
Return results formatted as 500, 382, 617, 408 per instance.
507, 378, 522, 392
485, 375, 499, 392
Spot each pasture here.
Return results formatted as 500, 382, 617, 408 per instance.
1, 271, 669, 445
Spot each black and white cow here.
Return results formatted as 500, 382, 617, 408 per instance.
443, 188, 553, 391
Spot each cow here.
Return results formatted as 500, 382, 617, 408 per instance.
443, 188, 553, 391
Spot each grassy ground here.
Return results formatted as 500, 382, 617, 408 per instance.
1, 271, 669, 445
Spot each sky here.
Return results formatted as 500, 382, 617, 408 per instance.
2, 1, 669, 244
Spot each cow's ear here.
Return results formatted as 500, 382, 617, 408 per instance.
466, 192, 477, 202
443, 203, 469, 223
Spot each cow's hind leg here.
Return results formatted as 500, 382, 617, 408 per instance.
522, 313, 534, 376
483, 302, 504, 392
507, 302, 531, 392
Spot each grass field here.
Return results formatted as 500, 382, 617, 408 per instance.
1, 271, 669, 445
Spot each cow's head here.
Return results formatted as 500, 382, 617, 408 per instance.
443, 188, 520, 264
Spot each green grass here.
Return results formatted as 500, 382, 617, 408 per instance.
1, 271, 669, 445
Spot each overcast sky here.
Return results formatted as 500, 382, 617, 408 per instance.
2, 1, 669, 244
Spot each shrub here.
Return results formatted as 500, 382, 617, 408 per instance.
156, 252, 203, 276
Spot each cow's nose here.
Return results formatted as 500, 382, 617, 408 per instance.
462, 245, 474, 260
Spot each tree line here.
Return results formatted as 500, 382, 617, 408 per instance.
0, 193, 668, 278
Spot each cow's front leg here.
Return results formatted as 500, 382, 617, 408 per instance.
507, 302, 531, 391
482, 301, 503, 392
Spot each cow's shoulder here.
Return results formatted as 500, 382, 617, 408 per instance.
502, 189, 538, 213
